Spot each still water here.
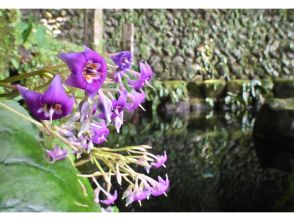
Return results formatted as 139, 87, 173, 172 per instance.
106, 109, 294, 212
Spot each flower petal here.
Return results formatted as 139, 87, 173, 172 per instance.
17, 85, 43, 120
58, 51, 86, 74
41, 75, 69, 104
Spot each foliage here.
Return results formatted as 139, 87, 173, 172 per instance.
10, 12, 82, 74
223, 79, 273, 112
0, 100, 101, 212
145, 80, 188, 113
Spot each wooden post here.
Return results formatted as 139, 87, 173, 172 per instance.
83, 9, 104, 53
122, 23, 134, 57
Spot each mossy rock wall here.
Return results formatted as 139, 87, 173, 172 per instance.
16, 9, 294, 82
0, 10, 18, 79
103, 9, 294, 81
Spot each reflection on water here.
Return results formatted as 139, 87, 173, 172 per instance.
107, 109, 294, 212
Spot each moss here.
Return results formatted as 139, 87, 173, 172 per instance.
268, 98, 294, 111
0, 9, 19, 79
226, 80, 251, 94
261, 79, 274, 91
162, 80, 189, 99
202, 79, 226, 98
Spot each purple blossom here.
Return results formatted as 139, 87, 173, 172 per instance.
112, 89, 128, 113
100, 190, 118, 205
125, 90, 145, 112
151, 175, 169, 197
151, 151, 167, 168
58, 46, 107, 96
91, 121, 109, 144
97, 89, 113, 124
112, 89, 127, 132
133, 188, 151, 203
17, 75, 74, 122
128, 61, 153, 90
46, 145, 67, 162
110, 51, 132, 71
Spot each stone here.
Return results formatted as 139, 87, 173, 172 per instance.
226, 79, 251, 94
273, 79, 294, 98
187, 81, 203, 98
172, 56, 184, 65
154, 62, 164, 73
149, 55, 161, 66
202, 79, 226, 99
253, 98, 294, 172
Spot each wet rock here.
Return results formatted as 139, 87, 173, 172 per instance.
202, 79, 226, 99
226, 79, 251, 94
187, 81, 203, 98
273, 79, 294, 98
253, 98, 294, 172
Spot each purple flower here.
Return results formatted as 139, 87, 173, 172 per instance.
100, 190, 118, 205
133, 188, 151, 203
151, 175, 169, 197
125, 90, 145, 112
112, 89, 127, 132
151, 151, 167, 168
97, 89, 113, 124
112, 89, 128, 113
91, 122, 109, 144
128, 62, 153, 90
110, 51, 132, 71
17, 75, 74, 122
46, 145, 67, 162
58, 46, 107, 96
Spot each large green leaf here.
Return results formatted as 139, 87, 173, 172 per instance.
0, 100, 101, 212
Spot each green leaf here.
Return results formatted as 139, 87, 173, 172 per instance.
36, 25, 48, 48
0, 100, 101, 212
22, 21, 33, 44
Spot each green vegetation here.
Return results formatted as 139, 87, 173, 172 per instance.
0, 101, 101, 212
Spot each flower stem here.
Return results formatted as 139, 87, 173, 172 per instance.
0, 64, 65, 84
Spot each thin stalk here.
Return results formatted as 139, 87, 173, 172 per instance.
0, 83, 17, 90
0, 64, 65, 84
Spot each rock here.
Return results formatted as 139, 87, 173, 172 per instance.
149, 55, 161, 66
172, 56, 184, 65
60, 10, 67, 17
202, 79, 226, 99
153, 62, 164, 73
44, 11, 53, 19
273, 79, 294, 98
187, 81, 203, 98
253, 98, 294, 172
226, 79, 251, 94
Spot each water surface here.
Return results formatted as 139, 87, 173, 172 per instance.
108, 109, 294, 212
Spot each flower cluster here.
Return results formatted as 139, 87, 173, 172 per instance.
16, 46, 169, 208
